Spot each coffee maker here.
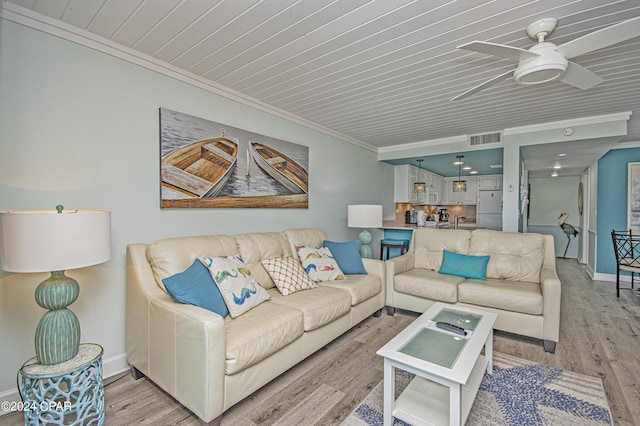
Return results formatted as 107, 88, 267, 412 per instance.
438, 208, 449, 222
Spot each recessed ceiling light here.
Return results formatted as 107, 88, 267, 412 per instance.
453, 160, 464, 165
463, 166, 472, 170
557, 153, 567, 157
553, 164, 562, 169
551, 171, 558, 177
469, 170, 478, 174
489, 164, 503, 169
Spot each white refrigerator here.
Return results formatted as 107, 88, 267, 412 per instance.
477, 190, 502, 230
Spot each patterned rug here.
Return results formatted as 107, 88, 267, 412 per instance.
342, 352, 612, 426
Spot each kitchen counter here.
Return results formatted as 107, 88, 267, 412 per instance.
382, 220, 480, 230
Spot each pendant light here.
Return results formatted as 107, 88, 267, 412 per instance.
414, 159, 426, 193
454, 155, 466, 192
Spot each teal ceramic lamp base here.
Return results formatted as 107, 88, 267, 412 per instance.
358, 229, 373, 259
34, 271, 80, 365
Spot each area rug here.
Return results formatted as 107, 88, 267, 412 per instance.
342, 352, 612, 426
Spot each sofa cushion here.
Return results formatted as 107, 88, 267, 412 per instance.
413, 228, 472, 271
146, 234, 239, 284
268, 286, 351, 331
394, 269, 464, 303
284, 228, 328, 260
296, 245, 345, 282
439, 250, 490, 280
469, 230, 545, 283
224, 301, 304, 375
201, 255, 271, 318
320, 274, 381, 306
261, 256, 318, 295
323, 240, 367, 274
236, 232, 293, 290
161, 259, 229, 317
458, 279, 543, 315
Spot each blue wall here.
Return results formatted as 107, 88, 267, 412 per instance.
597, 148, 640, 274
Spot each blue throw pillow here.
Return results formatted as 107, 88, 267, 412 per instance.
162, 260, 229, 317
323, 240, 367, 275
439, 250, 490, 280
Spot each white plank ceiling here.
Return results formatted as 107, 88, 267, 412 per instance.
4, 0, 640, 176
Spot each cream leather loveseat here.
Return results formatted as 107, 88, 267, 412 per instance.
126, 228, 385, 425
386, 228, 561, 353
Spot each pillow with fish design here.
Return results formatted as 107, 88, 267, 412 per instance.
201, 255, 270, 318
295, 246, 345, 283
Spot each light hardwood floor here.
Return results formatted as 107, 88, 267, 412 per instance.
2, 259, 639, 425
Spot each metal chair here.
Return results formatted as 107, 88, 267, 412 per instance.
611, 229, 640, 297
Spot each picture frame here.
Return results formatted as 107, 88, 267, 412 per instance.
160, 108, 309, 209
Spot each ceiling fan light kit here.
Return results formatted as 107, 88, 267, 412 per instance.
514, 43, 567, 85
451, 15, 640, 101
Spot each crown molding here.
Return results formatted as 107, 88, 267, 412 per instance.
377, 135, 468, 154
0, 2, 377, 153
503, 112, 632, 136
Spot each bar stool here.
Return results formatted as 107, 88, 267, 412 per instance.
380, 238, 410, 260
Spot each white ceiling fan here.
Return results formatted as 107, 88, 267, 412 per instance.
451, 16, 640, 101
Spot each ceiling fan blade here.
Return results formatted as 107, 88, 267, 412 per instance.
558, 16, 640, 59
560, 61, 604, 90
450, 69, 515, 101
458, 41, 539, 61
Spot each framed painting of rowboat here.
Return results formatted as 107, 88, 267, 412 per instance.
160, 108, 308, 208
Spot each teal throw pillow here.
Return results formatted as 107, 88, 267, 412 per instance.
439, 250, 490, 280
323, 240, 367, 275
162, 260, 229, 317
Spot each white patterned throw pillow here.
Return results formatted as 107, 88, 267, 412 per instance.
200, 255, 270, 318
296, 245, 345, 283
261, 256, 318, 296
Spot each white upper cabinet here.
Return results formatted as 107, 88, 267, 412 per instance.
394, 165, 415, 203
396, 167, 503, 205
394, 165, 442, 204
443, 176, 478, 205
478, 175, 503, 190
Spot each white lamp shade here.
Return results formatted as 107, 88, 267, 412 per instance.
348, 205, 383, 228
0, 209, 111, 273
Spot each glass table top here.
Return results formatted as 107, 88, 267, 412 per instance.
432, 308, 482, 331
398, 308, 484, 368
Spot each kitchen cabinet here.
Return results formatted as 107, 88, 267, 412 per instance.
478, 175, 503, 190
462, 178, 478, 203
394, 165, 419, 203
394, 165, 443, 204
443, 177, 478, 204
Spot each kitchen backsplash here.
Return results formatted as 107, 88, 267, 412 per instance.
395, 203, 477, 223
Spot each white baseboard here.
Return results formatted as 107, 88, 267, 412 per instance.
593, 272, 616, 282
0, 352, 129, 417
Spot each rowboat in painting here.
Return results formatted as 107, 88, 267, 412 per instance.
162, 129, 238, 199
249, 142, 308, 194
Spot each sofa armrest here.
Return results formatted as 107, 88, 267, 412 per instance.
362, 258, 385, 281
540, 264, 562, 343
384, 253, 414, 308
126, 244, 226, 423
362, 258, 386, 304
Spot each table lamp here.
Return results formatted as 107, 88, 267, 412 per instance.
0, 206, 111, 365
348, 204, 383, 258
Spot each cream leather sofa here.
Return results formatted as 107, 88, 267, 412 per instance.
126, 228, 385, 425
386, 228, 561, 353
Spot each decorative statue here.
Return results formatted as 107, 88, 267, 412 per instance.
558, 212, 579, 258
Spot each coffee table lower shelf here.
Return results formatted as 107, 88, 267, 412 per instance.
393, 354, 488, 426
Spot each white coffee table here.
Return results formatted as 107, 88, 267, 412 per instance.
377, 303, 497, 426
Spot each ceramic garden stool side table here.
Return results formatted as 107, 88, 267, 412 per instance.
18, 343, 105, 425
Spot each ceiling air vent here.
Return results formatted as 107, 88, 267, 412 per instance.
469, 132, 501, 146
